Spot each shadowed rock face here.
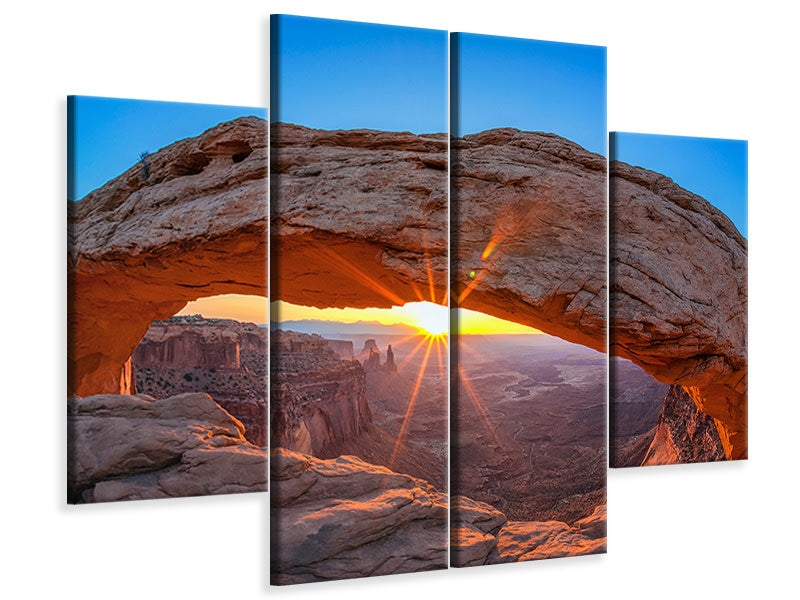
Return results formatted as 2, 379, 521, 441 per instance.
270, 331, 371, 456
610, 161, 747, 459
270, 448, 447, 584
68, 116, 267, 397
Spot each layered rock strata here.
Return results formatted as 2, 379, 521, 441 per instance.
132, 315, 267, 446
67, 392, 267, 503
270, 448, 447, 584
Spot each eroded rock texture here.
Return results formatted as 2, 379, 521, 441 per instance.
452, 129, 608, 353
270, 123, 448, 309
67, 392, 267, 503
68, 116, 267, 397
451, 129, 745, 459
610, 161, 747, 459
69, 119, 747, 459
270, 448, 447, 584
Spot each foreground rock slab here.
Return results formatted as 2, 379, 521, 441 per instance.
270, 448, 447, 584
450, 496, 606, 567
68, 392, 267, 502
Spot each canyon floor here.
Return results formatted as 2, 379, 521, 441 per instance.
454, 334, 606, 525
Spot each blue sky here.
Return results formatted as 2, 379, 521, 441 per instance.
69, 96, 265, 200
452, 33, 607, 156
270, 15, 447, 134
611, 132, 748, 238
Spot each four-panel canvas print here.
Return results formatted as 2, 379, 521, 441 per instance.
65, 14, 748, 587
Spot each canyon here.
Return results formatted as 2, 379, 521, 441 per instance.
132, 315, 267, 446
271, 329, 447, 490
453, 334, 606, 524
67, 118, 745, 569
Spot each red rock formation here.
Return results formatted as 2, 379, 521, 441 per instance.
132, 315, 267, 446
640, 385, 726, 466
270, 331, 371, 455
70, 119, 746, 458
68, 116, 267, 397
132, 316, 244, 370
385, 344, 397, 372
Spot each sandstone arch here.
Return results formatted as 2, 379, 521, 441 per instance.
70, 120, 747, 459
68, 117, 268, 396
449, 129, 746, 459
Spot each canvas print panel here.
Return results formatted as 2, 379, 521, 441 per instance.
67, 96, 268, 503
609, 132, 748, 467
450, 34, 608, 566
269, 16, 448, 584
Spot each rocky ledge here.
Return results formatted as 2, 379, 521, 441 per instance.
269, 448, 605, 582
451, 495, 606, 567
270, 448, 447, 584
68, 392, 267, 503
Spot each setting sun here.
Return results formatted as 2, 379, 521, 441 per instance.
272, 300, 448, 336
403, 302, 448, 336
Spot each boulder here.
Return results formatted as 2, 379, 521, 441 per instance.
67, 392, 267, 502
270, 448, 447, 584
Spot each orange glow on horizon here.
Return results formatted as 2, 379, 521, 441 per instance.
272, 300, 449, 337
272, 302, 539, 336
455, 308, 541, 335
176, 294, 268, 324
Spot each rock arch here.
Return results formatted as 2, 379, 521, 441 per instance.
68, 117, 268, 396
69, 120, 747, 460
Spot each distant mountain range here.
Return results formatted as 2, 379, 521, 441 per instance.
271, 319, 421, 336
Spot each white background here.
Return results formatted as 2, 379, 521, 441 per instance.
1, 1, 796, 598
